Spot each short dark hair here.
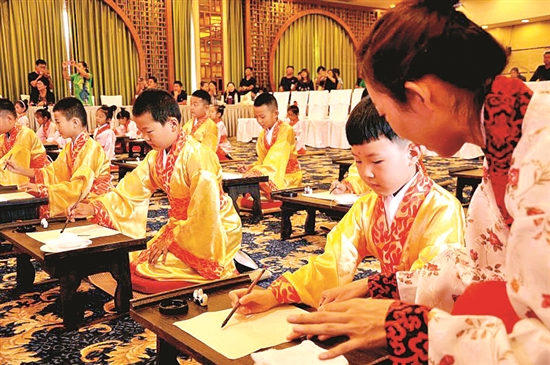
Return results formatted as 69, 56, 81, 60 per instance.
346, 98, 404, 146
37, 77, 50, 88
245, 66, 253, 71
35, 59, 47, 66
200, 81, 209, 88
333, 68, 340, 76
317, 66, 326, 73
79, 61, 88, 72
174, 81, 183, 87
53, 97, 88, 127
287, 105, 299, 115
0, 98, 16, 118
545, 51, 550, 56
254, 93, 278, 109
133, 89, 181, 125
148, 76, 157, 83
191, 89, 211, 105
117, 107, 131, 120
286, 65, 294, 70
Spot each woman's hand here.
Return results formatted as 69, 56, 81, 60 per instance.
287, 298, 394, 360
319, 278, 369, 306
228, 288, 279, 315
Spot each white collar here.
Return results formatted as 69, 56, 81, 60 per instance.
383, 172, 418, 226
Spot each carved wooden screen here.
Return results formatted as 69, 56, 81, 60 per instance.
247, 0, 379, 90
109, 0, 170, 89
199, 0, 224, 92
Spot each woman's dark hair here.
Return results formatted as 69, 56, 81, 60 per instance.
358, 0, 507, 106
117, 107, 131, 120
99, 105, 117, 120
212, 104, 226, 117
79, 61, 89, 72
35, 106, 51, 120
37, 77, 50, 88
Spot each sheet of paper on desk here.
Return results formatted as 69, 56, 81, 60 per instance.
174, 305, 308, 360
0, 192, 35, 202
27, 224, 120, 243
251, 340, 349, 365
222, 172, 243, 180
304, 191, 361, 206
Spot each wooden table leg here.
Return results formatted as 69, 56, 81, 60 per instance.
305, 208, 316, 235
249, 185, 263, 219
280, 206, 294, 240
455, 177, 466, 204
157, 337, 180, 365
109, 252, 133, 313
226, 188, 241, 214
16, 253, 35, 290
58, 269, 84, 330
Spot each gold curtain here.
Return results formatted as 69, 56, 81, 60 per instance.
66, 0, 139, 105
173, 0, 193, 94
274, 14, 357, 91
0, 0, 65, 102
225, 0, 245, 88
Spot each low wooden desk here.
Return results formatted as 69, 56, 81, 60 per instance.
115, 135, 130, 154
128, 139, 152, 158
130, 275, 389, 365
332, 158, 353, 181
449, 168, 483, 204
0, 187, 49, 224
271, 191, 351, 240
0, 220, 146, 329
111, 158, 140, 180
222, 175, 268, 219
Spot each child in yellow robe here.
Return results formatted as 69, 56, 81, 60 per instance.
239, 93, 303, 198
229, 98, 465, 311
0, 99, 48, 185
6, 97, 112, 218
69, 89, 242, 293
182, 89, 219, 152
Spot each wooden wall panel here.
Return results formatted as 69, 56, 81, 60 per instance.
246, 0, 380, 90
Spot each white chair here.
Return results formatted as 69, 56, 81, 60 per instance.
237, 117, 262, 142
305, 90, 330, 147
20, 94, 30, 102
350, 88, 365, 112
289, 91, 309, 119
328, 89, 352, 149
272, 91, 290, 119
100, 95, 123, 106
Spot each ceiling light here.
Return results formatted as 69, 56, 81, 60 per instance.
481, 25, 488, 29
521, 19, 529, 23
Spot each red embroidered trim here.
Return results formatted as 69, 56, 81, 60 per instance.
94, 123, 111, 138
34, 169, 45, 185
190, 115, 209, 134
37, 184, 50, 219
91, 200, 116, 229
155, 130, 188, 194
385, 300, 430, 364
269, 276, 302, 304
90, 174, 113, 195
370, 171, 433, 274
168, 241, 224, 280
263, 120, 282, 150
30, 153, 48, 169
2, 124, 21, 153
367, 273, 400, 299
168, 197, 190, 220
285, 158, 300, 174
483, 76, 532, 227
69, 133, 89, 171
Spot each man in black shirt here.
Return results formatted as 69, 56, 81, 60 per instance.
239, 67, 256, 95
530, 51, 550, 81
28, 59, 53, 101
278, 65, 298, 92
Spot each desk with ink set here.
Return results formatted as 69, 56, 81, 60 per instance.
130, 273, 390, 365
0, 185, 49, 224
0, 219, 146, 329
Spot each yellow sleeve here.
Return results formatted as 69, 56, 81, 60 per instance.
279, 194, 377, 307
0, 144, 31, 185
39, 142, 112, 217
93, 154, 158, 238
249, 125, 295, 189
197, 119, 219, 153
342, 162, 371, 195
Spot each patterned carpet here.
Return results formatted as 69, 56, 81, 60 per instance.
0, 138, 480, 364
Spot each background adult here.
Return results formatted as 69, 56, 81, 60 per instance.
62, 60, 93, 105
239, 67, 256, 95
28, 59, 53, 102
529, 51, 550, 81
278, 65, 298, 91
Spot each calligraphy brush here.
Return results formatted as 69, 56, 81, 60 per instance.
60, 190, 84, 234
221, 267, 266, 328
3, 155, 12, 170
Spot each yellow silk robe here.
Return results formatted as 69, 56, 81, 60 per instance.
341, 162, 371, 194
269, 171, 465, 307
34, 133, 112, 218
91, 130, 242, 283
182, 116, 219, 153
244, 121, 303, 195
0, 124, 48, 185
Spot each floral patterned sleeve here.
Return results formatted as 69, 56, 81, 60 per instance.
385, 300, 430, 363
367, 273, 400, 299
